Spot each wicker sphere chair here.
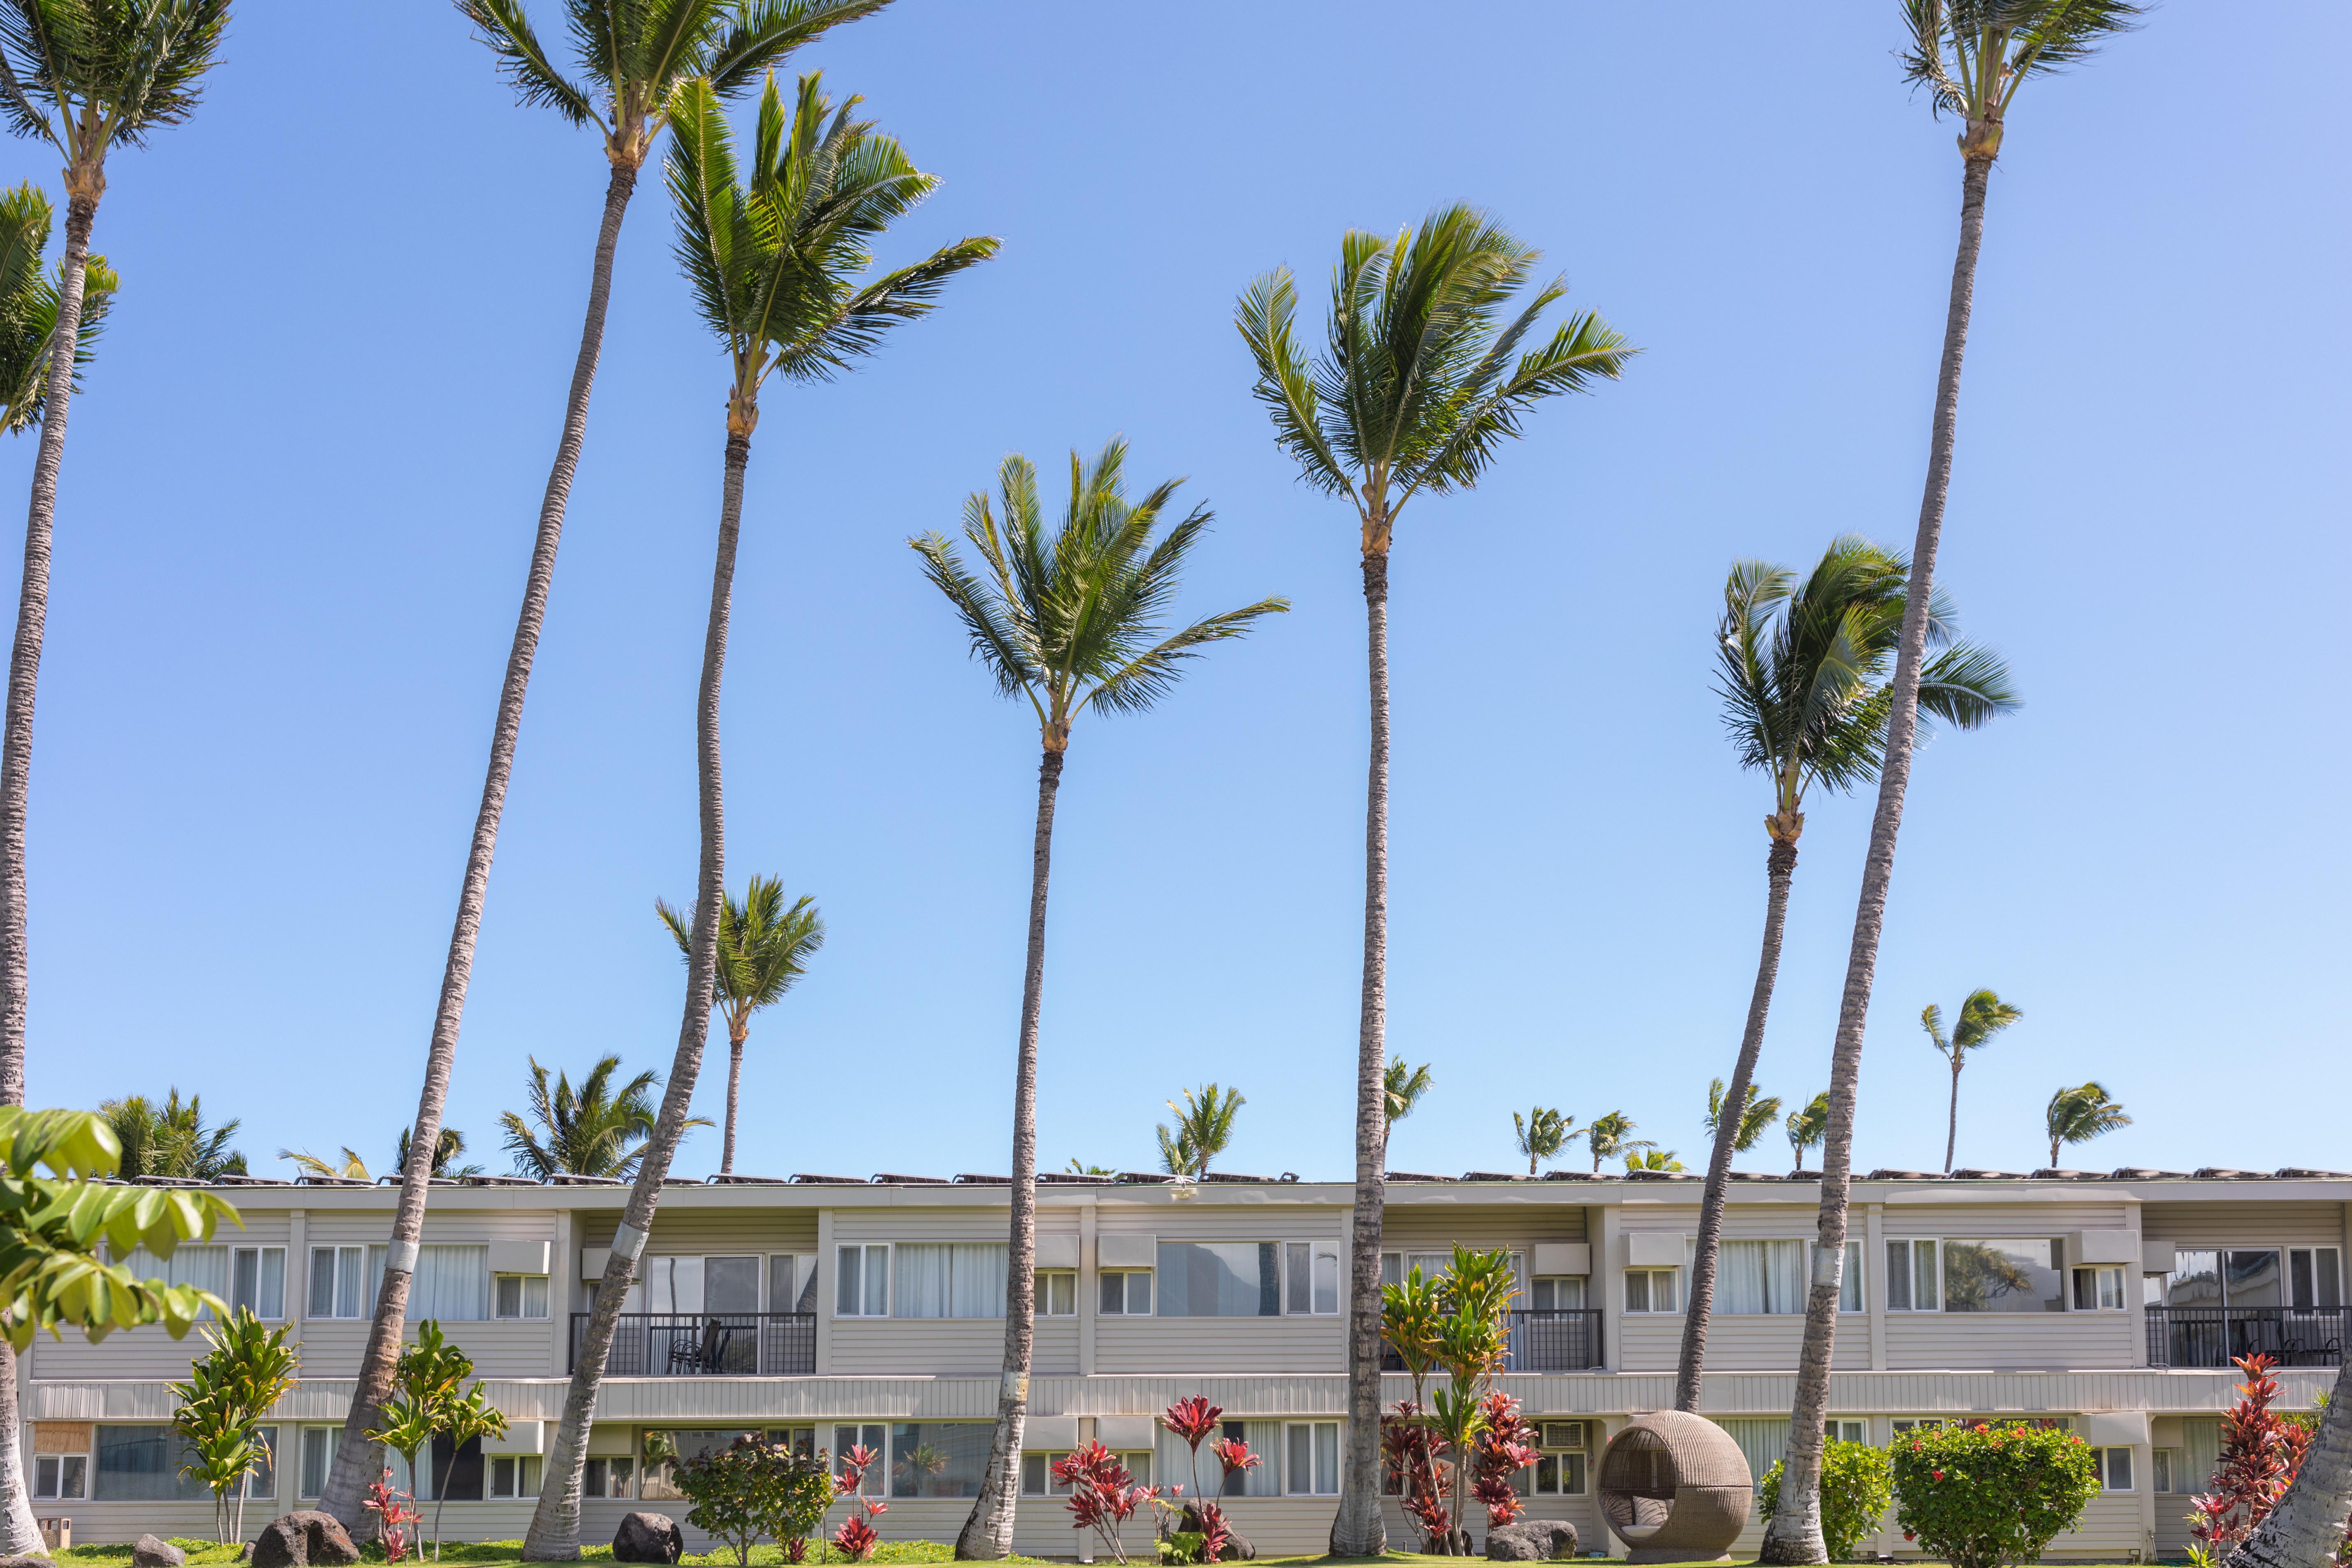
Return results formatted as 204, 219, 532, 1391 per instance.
1596, 1410, 1753, 1564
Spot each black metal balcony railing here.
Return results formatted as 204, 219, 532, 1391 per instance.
1384, 1309, 1605, 1374
2146, 1305, 2351, 1369
573, 1312, 816, 1376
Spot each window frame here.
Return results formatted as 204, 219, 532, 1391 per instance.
299, 1426, 341, 1499
2071, 1264, 2127, 1311
835, 1244, 891, 1318
1884, 1239, 1942, 1312
1282, 1241, 1343, 1317
2289, 1247, 2344, 1309
2153, 1448, 2177, 1494
2092, 1446, 2134, 1492
493, 1273, 552, 1320
231, 1246, 287, 1320
1624, 1266, 1679, 1314
32, 1450, 88, 1502
1938, 1237, 2068, 1315
308, 1246, 368, 1320
488, 1453, 544, 1500
1282, 1421, 1340, 1496
584, 1456, 636, 1499
1034, 1270, 1078, 1317
1098, 1269, 1153, 1316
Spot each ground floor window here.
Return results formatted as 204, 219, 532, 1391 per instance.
1020, 1451, 1072, 1496
1284, 1422, 1339, 1496
488, 1455, 543, 1499
2091, 1447, 2134, 1491
93, 1427, 213, 1502
641, 1429, 776, 1500
300, 1427, 340, 1499
584, 1457, 635, 1499
1530, 1452, 1587, 1496
32, 1453, 87, 1501
889, 1423, 992, 1499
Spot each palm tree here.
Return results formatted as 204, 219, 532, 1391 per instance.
1153, 1084, 1252, 1182
1237, 209, 1632, 1554
1585, 1111, 1651, 1173
1683, 539, 2016, 1415
1510, 1107, 1572, 1176
101, 1090, 245, 1181
913, 444, 1280, 1557
1625, 1149, 1686, 1174
2044, 1082, 2129, 1169
498, 1056, 671, 1180
1924, 989, 2024, 1172
1382, 1059, 1433, 1153
1760, 9, 2141, 1561
1704, 1078, 1783, 1155
333, 0, 891, 1530
0, 181, 113, 433
279, 1147, 370, 1182
657, 874, 824, 1174
524, 72, 992, 1559
1785, 1092, 1829, 1174
394, 1126, 482, 1181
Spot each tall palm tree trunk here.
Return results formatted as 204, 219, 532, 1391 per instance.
721, 1026, 742, 1174
0, 186, 95, 1557
525, 423, 744, 1561
1945, 1059, 1963, 1173
1675, 833, 1799, 1414
956, 746, 1063, 1558
322, 162, 639, 1531
1331, 551, 1390, 1556
2226, 1356, 2352, 1568
1759, 151, 1993, 1568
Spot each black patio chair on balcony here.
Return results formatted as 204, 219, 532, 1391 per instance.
667, 1317, 737, 1374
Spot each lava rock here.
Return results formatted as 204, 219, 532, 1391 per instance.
1486, 1519, 1580, 1561
613, 1511, 684, 1564
133, 1536, 187, 1568
252, 1511, 361, 1568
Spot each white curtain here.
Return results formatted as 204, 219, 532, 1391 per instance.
895, 1245, 950, 1318
124, 1245, 231, 1317
1155, 1420, 1282, 1501
949, 1244, 1005, 1318
1717, 1419, 1787, 1494
366, 1245, 489, 1320
1719, 1240, 1805, 1313
2182, 1417, 2221, 1494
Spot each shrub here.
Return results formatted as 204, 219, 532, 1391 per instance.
1889, 1421, 2098, 1568
2190, 1354, 2308, 1562
1760, 1439, 1895, 1561
675, 1435, 834, 1568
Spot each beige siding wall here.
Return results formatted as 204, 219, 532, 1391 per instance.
1621, 1313, 1872, 1372
2143, 1202, 2348, 1248
829, 1318, 1079, 1377
580, 1208, 822, 1254
1882, 1312, 2136, 1370
1380, 1203, 1588, 1248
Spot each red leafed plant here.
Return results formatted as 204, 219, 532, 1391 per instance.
1211, 1438, 1259, 1487
831, 1444, 886, 1561
1053, 1441, 1159, 1565
363, 1469, 420, 1564
1384, 1401, 1454, 1551
1471, 1392, 1541, 1528
2190, 1355, 2310, 1562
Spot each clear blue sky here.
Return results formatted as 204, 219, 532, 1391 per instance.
9, 2, 2345, 1184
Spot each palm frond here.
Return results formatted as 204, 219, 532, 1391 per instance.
1914, 640, 2020, 731
458, 0, 600, 127
1235, 266, 1347, 495
704, 0, 897, 97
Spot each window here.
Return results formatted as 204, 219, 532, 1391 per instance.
771, 1253, 818, 1314
93, 1427, 213, 1502
121, 1245, 232, 1318
1035, 1271, 1077, 1316
1284, 1422, 1340, 1495
2072, 1265, 2127, 1311
1099, 1270, 1152, 1314
1718, 1240, 1806, 1314
1158, 1242, 1280, 1317
1830, 1420, 1868, 1445
1885, 1240, 1940, 1312
2290, 1248, 2343, 1309
1162, 1421, 1278, 1498
2153, 1449, 2177, 1494
832, 1425, 887, 1493
890, 1423, 993, 1499
231, 1247, 287, 1320
1381, 1251, 1458, 1288
32, 1452, 87, 1502
1021, 1451, 1073, 1496
2092, 1446, 2134, 1491
1624, 1268, 1678, 1313
893, 1244, 1007, 1319
430, 1434, 485, 1501
362, 1244, 491, 1320
495, 1274, 551, 1320
1530, 1452, 1587, 1495
300, 1427, 340, 1499
1283, 1241, 1342, 1315
310, 1246, 366, 1319
2168, 1250, 2286, 1312
1892, 1419, 1945, 1435
1826, 1241, 1864, 1313
1530, 1276, 1584, 1311
836, 1244, 889, 1317
1942, 1239, 2065, 1313
489, 1455, 543, 1499
584, 1457, 634, 1499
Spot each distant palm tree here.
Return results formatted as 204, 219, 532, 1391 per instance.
1238, 205, 1633, 1559
498, 1056, 678, 1180
1924, 990, 2024, 1172
1761, 7, 2143, 1560
279, 1147, 371, 1182
525, 74, 993, 1561
394, 1127, 482, 1181
1157, 1085, 1247, 1180
2044, 1082, 2130, 1169
1705, 1079, 1784, 1156
0, 182, 115, 434
1382, 1060, 1434, 1153
658, 875, 824, 1174
1785, 1092, 1830, 1174
914, 439, 1280, 1556
1586, 1112, 1652, 1173
1626, 1149, 1686, 1174
1064, 1159, 1113, 1177
1681, 537, 2015, 1413
1511, 1108, 1572, 1176
102, 1091, 244, 1182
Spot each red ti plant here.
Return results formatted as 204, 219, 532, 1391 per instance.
2190, 1355, 2309, 1561
1471, 1392, 1541, 1529
1164, 1395, 1225, 1504
363, 1468, 421, 1564
832, 1444, 887, 1561
1053, 1442, 1160, 1565
1384, 1400, 1453, 1552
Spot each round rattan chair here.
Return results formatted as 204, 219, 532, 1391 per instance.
1596, 1410, 1753, 1564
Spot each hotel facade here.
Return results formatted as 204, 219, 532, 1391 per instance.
25, 1166, 2350, 1559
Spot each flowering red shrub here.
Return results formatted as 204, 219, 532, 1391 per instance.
1471, 1392, 1541, 1528
831, 1443, 885, 1560
2190, 1354, 2312, 1561
1053, 1441, 1160, 1565
363, 1469, 419, 1564
1383, 1400, 1453, 1551
1891, 1420, 2098, 1568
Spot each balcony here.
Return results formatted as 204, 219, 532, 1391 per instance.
1385, 1309, 1605, 1373
573, 1312, 816, 1376
2145, 1305, 2350, 1369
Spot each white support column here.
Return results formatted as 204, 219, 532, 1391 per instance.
2136, 1441, 2158, 1559
815, 1209, 835, 1375
551, 1208, 574, 1377
1597, 1206, 1623, 1371
287, 1209, 308, 1355
1078, 1200, 1098, 1378
1865, 1202, 1888, 1371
